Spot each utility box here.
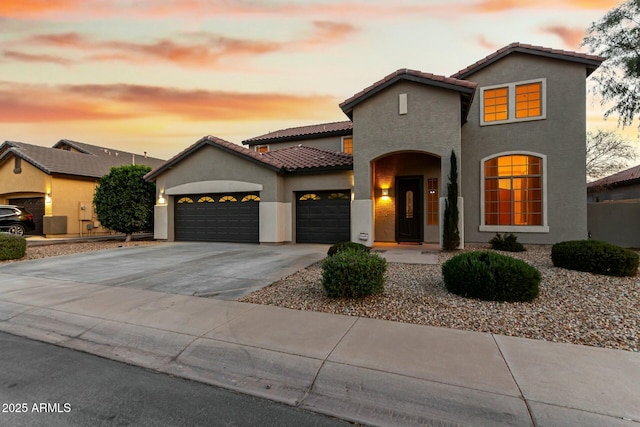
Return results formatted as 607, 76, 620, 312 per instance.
79, 202, 93, 220
43, 216, 67, 235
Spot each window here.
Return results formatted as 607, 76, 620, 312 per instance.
177, 197, 193, 204
198, 196, 214, 203
219, 195, 237, 202
14, 157, 21, 174
241, 195, 260, 202
256, 145, 269, 153
328, 192, 349, 200
299, 193, 320, 201
426, 178, 438, 225
480, 79, 545, 126
342, 136, 353, 154
481, 153, 548, 233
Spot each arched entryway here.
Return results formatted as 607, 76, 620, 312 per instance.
372, 152, 441, 243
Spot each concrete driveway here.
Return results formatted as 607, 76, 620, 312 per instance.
0, 242, 329, 300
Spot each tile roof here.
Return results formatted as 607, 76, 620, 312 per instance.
264, 145, 352, 171
145, 135, 352, 181
587, 163, 640, 189
0, 140, 165, 179
243, 121, 353, 145
339, 68, 476, 120
451, 42, 606, 79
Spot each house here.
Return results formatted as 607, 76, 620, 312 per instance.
0, 139, 165, 237
146, 43, 604, 247
587, 164, 640, 202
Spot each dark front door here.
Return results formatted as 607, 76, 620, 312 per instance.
395, 176, 423, 243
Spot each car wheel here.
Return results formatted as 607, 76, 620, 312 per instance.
8, 224, 26, 236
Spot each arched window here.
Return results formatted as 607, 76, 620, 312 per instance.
241, 195, 260, 202
299, 193, 320, 201
327, 192, 349, 200
198, 196, 214, 203
177, 197, 193, 204
219, 195, 237, 203
481, 153, 548, 233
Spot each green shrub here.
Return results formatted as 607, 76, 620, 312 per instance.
322, 248, 386, 298
489, 233, 525, 252
327, 241, 370, 257
442, 251, 540, 302
551, 240, 639, 277
0, 233, 27, 261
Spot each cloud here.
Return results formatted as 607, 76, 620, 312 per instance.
476, 35, 499, 50
539, 25, 585, 49
0, 81, 339, 122
2, 50, 74, 65
470, 0, 618, 12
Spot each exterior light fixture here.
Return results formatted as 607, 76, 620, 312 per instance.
158, 191, 166, 205
381, 188, 389, 197
45, 193, 52, 204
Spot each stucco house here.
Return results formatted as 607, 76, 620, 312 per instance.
146, 43, 604, 247
0, 139, 165, 237
587, 164, 640, 202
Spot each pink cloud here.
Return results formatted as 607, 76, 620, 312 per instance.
540, 25, 585, 49
2, 50, 74, 65
476, 35, 499, 51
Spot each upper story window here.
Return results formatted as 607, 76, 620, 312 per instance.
255, 145, 269, 153
342, 136, 353, 154
480, 78, 546, 126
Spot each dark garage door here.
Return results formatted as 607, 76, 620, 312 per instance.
296, 190, 351, 244
9, 197, 44, 235
174, 193, 259, 243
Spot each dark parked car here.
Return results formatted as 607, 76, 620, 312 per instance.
0, 205, 36, 236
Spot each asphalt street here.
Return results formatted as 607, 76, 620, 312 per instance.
0, 332, 351, 426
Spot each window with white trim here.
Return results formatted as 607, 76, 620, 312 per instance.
341, 136, 353, 154
480, 78, 546, 126
255, 145, 269, 153
480, 152, 549, 233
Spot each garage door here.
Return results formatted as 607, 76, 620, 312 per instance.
9, 197, 44, 235
174, 193, 259, 243
296, 190, 351, 244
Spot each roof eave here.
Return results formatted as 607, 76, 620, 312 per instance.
284, 164, 353, 175
243, 128, 353, 146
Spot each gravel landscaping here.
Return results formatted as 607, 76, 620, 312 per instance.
240, 245, 640, 352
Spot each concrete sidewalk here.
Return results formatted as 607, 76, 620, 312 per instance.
0, 273, 638, 426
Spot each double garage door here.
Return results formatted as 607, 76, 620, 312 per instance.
174, 193, 259, 243
174, 190, 351, 244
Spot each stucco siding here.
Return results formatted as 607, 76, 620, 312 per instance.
461, 54, 589, 244
0, 158, 48, 197
251, 135, 346, 153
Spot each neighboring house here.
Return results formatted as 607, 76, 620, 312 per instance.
146, 42, 604, 247
0, 139, 165, 237
587, 164, 640, 202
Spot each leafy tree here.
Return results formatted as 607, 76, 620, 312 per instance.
443, 150, 460, 251
586, 129, 637, 180
94, 165, 155, 242
583, 0, 640, 129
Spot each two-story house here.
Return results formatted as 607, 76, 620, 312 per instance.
145, 43, 604, 246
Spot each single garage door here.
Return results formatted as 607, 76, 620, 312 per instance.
296, 190, 351, 244
174, 193, 259, 243
9, 197, 44, 235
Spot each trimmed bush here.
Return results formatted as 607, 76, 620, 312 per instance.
442, 251, 540, 302
0, 233, 27, 261
327, 241, 370, 257
489, 233, 525, 252
551, 240, 639, 277
322, 248, 386, 298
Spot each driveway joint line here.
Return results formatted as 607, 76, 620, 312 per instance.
492, 333, 536, 426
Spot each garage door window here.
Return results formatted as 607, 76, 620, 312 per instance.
328, 193, 349, 200
198, 196, 214, 203
177, 197, 193, 203
241, 195, 260, 202
299, 193, 321, 201
219, 195, 237, 202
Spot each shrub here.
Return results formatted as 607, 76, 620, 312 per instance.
0, 233, 27, 261
489, 233, 526, 252
551, 240, 639, 277
322, 248, 386, 298
327, 241, 370, 257
442, 251, 540, 302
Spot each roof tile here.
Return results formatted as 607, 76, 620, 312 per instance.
264, 145, 352, 171
588, 164, 640, 189
243, 121, 352, 144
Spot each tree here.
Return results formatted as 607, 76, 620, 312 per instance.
94, 164, 155, 242
586, 129, 636, 180
443, 150, 460, 251
582, 0, 640, 129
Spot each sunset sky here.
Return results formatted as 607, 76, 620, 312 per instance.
2, 0, 638, 162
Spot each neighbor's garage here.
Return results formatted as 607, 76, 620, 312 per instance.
9, 197, 44, 235
296, 190, 351, 244
174, 192, 259, 243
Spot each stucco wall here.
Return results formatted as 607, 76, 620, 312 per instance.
588, 182, 640, 202
50, 176, 101, 237
351, 80, 462, 244
588, 201, 640, 248
0, 158, 48, 198
461, 54, 589, 244
249, 135, 347, 153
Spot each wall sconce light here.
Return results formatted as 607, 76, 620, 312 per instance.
381, 188, 389, 197
158, 193, 166, 205
45, 193, 52, 204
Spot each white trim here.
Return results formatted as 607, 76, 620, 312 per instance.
166, 180, 263, 195
479, 151, 549, 233
479, 78, 546, 126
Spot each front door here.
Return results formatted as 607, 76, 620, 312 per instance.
396, 176, 423, 243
